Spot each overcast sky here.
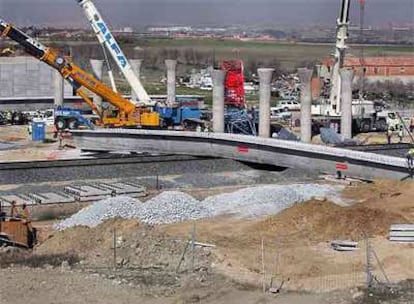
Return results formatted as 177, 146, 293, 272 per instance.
0, 0, 413, 28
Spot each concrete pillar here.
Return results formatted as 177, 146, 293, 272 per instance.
340, 68, 354, 139
298, 68, 313, 143
53, 70, 64, 107
315, 64, 322, 77
212, 69, 226, 133
90, 59, 104, 112
165, 59, 177, 103
130, 59, 143, 101
258, 68, 274, 138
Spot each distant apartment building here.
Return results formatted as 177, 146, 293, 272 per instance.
320, 56, 414, 84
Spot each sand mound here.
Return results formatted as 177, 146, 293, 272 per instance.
255, 199, 410, 242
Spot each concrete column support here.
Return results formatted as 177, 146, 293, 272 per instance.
298, 68, 313, 143
90, 59, 104, 112
340, 68, 354, 139
165, 59, 177, 103
53, 70, 64, 107
212, 69, 226, 133
258, 68, 274, 138
130, 59, 143, 100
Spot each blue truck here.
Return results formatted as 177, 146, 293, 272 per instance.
54, 107, 95, 130
154, 96, 204, 129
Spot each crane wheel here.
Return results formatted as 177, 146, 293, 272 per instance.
360, 120, 371, 133
55, 118, 67, 131
68, 119, 79, 130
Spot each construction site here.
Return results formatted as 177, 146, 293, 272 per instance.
0, 0, 413, 303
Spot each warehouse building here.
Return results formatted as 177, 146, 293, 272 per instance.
321, 56, 414, 84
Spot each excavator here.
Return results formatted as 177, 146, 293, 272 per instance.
0, 18, 160, 128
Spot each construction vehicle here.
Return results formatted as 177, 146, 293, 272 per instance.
0, 18, 160, 128
76, 0, 203, 128
328, 0, 351, 113
76, 0, 153, 106
54, 107, 95, 130
0, 203, 37, 249
312, 0, 400, 135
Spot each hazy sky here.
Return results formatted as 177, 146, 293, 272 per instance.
0, 0, 413, 28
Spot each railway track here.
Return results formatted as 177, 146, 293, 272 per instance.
0, 153, 247, 185
0, 153, 213, 171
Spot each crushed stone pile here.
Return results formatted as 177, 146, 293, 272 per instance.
138, 191, 207, 225
55, 196, 143, 230
202, 184, 342, 218
56, 184, 343, 230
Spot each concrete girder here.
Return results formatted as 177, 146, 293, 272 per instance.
71, 129, 410, 181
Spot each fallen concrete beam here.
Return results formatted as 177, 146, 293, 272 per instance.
71, 130, 411, 181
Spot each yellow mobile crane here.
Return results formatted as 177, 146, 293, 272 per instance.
0, 18, 159, 128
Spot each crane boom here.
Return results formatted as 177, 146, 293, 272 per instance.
0, 17, 159, 128
76, 0, 153, 106
329, 0, 351, 114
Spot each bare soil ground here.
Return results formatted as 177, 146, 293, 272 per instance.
0, 266, 361, 304
0, 125, 80, 162
1, 180, 413, 303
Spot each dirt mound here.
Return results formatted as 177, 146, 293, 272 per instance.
343, 180, 414, 209
253, 180, 414, 242
36, 218, 214, 296
36, 219, 140, 258
254, 199, 410, 242
37, 218, 212, 273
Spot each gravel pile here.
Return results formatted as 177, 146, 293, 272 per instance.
202, 184, 342, 218
138, 191, 207, 225
56, 184, 343, 230
55, 196, 143, 230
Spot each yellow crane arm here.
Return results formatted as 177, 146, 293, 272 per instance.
0, 18, 159, 127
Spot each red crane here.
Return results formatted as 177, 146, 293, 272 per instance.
220, 60, 246, 109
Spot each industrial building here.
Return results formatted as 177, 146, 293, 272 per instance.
0, 57, 74, 99
321, 55, 414, 84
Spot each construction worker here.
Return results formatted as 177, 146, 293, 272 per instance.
21, 203, 36, 247
407, 147, 414, 169
386, 125, 393, 145
27, 123, 32, 136
21, 203, 33, 232
58, 131, 64, 149
398, 125, 404, 143
10, 200, 18, 217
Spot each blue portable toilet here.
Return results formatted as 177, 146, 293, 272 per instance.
32, 121, 46, 141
